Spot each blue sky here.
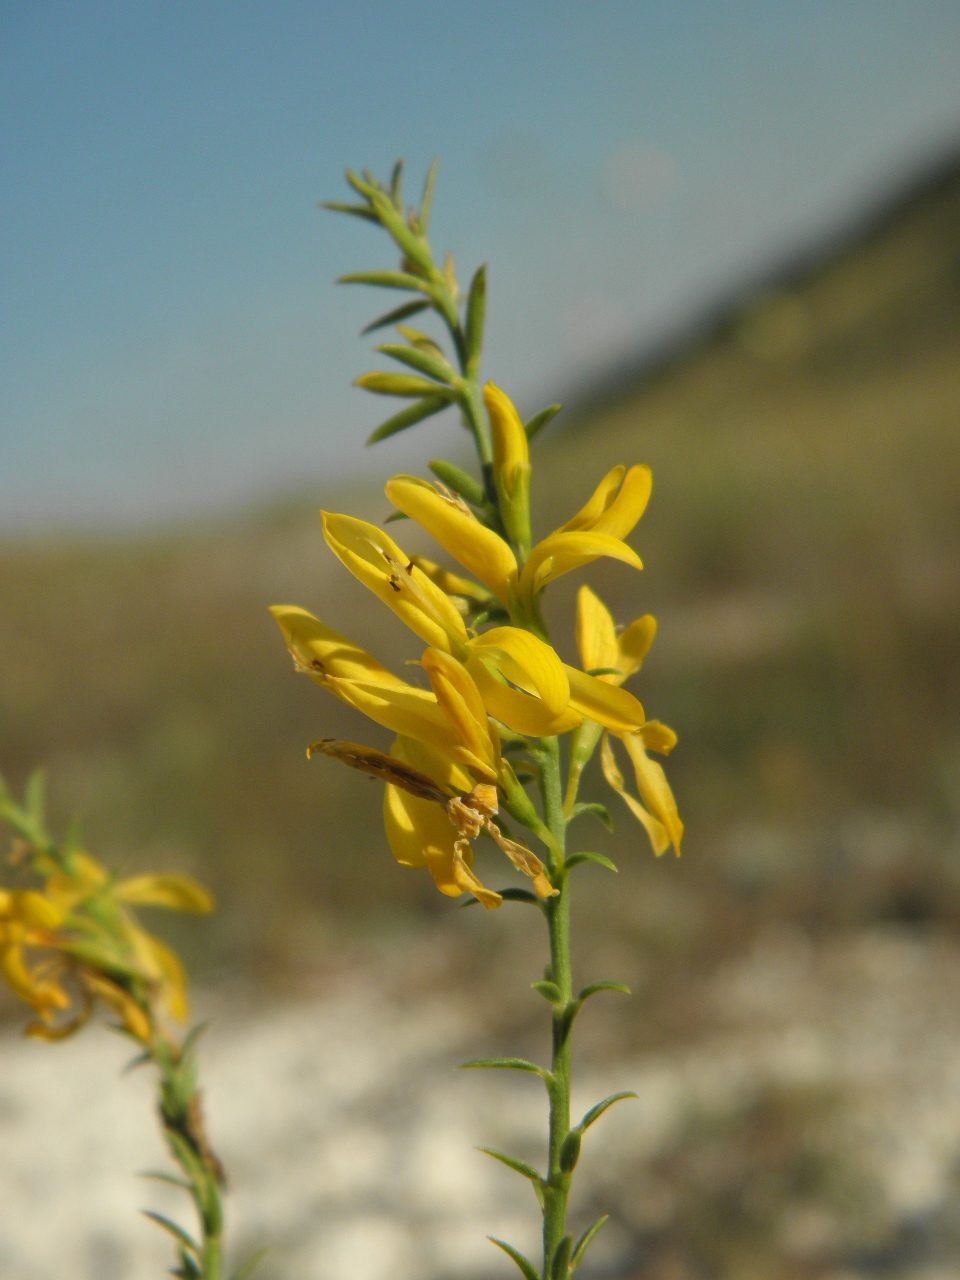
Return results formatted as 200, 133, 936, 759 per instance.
2, 1, 959, 531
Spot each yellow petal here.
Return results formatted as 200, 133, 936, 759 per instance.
421, 648, 500, 781
622, 731, 682, 854
114, 874, 213, 914
641, 720, 678, 754
600, 734, 672, 857
587, 465, 652, 539
484, 382, 529, 489
618, 614, 657, 678
519, 529, 643, 602
576, 586, 620, 676
322, 510, 468, 652
565, 666, 645, 733
383, 740, 501, 907
384, 475, 518, 605
82, 972, 153, 1042
395, 735, 476, 795
562, 466, 626, 531
1, 943, 71, 1012
468, 626, 570, 717
409, 555, 493, 603
144, 935, 190, 1023
12, 890, 63, 931
324, 676, 492, 777
270, 605, 413, 688
465, 656, 582, 736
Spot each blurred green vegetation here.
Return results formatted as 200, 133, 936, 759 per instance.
2, 156, 959, 1004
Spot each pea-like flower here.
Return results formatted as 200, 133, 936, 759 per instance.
574, 585, 683, 856
271, 605, 556, 905
319, 507, 646, 736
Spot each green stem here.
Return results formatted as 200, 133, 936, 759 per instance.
155, 1038, 225, 1280
539, 737, 573, 1280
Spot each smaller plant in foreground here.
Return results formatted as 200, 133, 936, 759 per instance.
0, 770, 260, 1280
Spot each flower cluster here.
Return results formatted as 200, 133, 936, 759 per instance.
0, 773, 212, 1043
272, 381, 681, 906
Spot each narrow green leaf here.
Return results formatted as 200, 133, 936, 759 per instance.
460, 1057, 547, 1076
164, 1129, 205, 1185
565, 851, 618, 873
465, 264, 486, 366
551, 1233, 574, 1280
139, 1170, 193, 1191
231, 1248, 269, 1280
366, 395, 450, 444
344, 167, 377, 200
389, 158, 404, 208
419, 158, 439, 232
376, 342, 455, 384
578, 1091, 638, 1132
569, 801, 613, 832
559, 1129, 582, 1174
361, 299, 430, 334
570, 1216, 609, 1272
586, 666, 624, 677
338, 270, 427, 292
396, 324, 445, 356
356, 371, 454, 399
532, 979, 562, 1004
140, 1211, 199, 1255
320, 200, 378, 223
384, 510, 409, 523
171, 1250, 202, 1280
25, 769, 46, 824
578, 980, 631, 1002
178, 1022, 209, 1063
477, 1146, 544, 1185
428, 459, 486, 505
122, 1050, 153, 1074
488, 1238, 541, 1280
525, 404, 562, 440
499, 887, 541, 904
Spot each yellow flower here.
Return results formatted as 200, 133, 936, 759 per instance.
270, 605, 503, 779
382, 736, 503, 907
574, 585, 683, 856
385, 459, 650, 614
1, 852, 211, 1041
314, 511, 645, 737
0, 889, 71, 1023
310, 737, 555, 908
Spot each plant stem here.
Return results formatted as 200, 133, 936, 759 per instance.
155, 1037, 225, 1279
539, 737, 574, 1280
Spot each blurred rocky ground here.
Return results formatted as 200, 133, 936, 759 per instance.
5, 889, 960, 1280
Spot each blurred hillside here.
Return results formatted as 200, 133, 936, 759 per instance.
1, 151, 959, 1000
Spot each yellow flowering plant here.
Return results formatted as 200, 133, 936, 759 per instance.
0, 771, 260, 1280
274, 161, 683, 1279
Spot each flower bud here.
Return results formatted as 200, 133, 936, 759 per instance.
484, 382, 531, 551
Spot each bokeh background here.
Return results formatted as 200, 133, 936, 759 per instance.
2, 4, 960, 1278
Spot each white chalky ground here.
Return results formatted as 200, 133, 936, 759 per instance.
4, 927, 960, 1279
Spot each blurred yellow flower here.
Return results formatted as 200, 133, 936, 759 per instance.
0, 849, 211, 1042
